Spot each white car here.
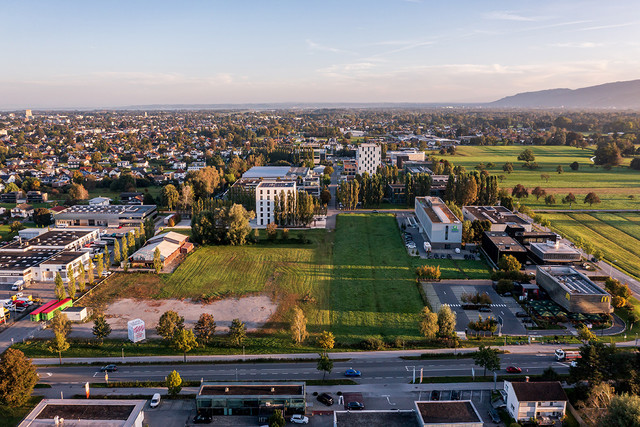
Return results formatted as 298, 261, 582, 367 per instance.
290, 414, 309, 424
150, 393, 161, 408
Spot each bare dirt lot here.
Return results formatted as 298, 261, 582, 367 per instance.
68, 296, 277, 339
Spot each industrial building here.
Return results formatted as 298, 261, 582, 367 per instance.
54, 204, 157, 228
481, 231, 527, 265
129, 231, 193, 268
529, 241, 582, 264
462, 206, 532, 232
415, 196, 462, 249
18, 399, 146, 427
536, 266, 612, 314
195, 382, 306, 419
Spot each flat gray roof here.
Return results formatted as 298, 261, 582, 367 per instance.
538, 266, 607, 295
335, 410, 419, 427
464, 206, 529, 225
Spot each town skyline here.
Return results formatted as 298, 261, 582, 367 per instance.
2, 0, 639, 109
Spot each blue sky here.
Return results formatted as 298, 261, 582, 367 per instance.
1, 0, 639, 108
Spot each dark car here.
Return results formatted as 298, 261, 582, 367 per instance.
430, 390, 440, 401
346, 401, 365, 410
506, 366, 522, 373
488, 408, 501, 423
317, 393, 334, 406
100, 364, 117, 372
451, 390, 461, 400
193, 413, 212, 424
478, 307, 492, 312
515, 311, 528, 318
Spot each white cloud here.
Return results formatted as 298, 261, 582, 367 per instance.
483, 10, 539, 22
551, 42, 603, 48
306, 39, 351, 54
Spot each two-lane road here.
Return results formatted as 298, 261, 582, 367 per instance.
38, 354, 569, 385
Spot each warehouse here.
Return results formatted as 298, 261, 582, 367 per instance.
129, 231, 192, 268
54, 204, 157, 228
195, 382, 306, 419
536, 266, 612, 314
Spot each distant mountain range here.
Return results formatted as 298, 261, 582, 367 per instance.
490, 79, 640, 109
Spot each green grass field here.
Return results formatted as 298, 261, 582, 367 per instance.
441, 145, 640, 194
545, 211, 640, 279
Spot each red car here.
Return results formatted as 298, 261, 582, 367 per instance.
506, 366, 522, 373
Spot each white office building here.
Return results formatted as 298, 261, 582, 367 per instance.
255, 180, 296, 227
415, 196, 462, 249
356, 143, 381, 176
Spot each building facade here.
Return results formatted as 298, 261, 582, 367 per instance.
255, 180, 296, 227
536, 266, 612, 314
356, 143, 381, 176
504, 380, 568, 424
54, 205, 157, 228
415, 196, 462, 249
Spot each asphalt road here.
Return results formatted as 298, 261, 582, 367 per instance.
38, 354, 568, 385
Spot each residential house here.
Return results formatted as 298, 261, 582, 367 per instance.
504, 380, 568, 425
11, 203, 33, 219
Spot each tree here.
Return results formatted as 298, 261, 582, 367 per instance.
577, 324, 597, 343
103, 246, 110, 271
266, 222, 278, 240
0, 348, 39, 406
498, 254, 521, 272
290, 306, 309, 344
317, 353, 334, 380
631, 158, 640, 171
584, 192, 601, 207
68, 183, 89, 201
570, 161, 580, 170
268, 409, 286, 427
9, 221, 25, 233
92, 315, 112, 344
50, 311, 71, 338
88, 260, 95, 285
556, 165, 564, 174
544, 194, 556, 205
161, 184, 179, 210
540, 173, 550, 183
67, 266, 76, 299
113, 239, 121, 265
227, 204, 254, 245
419, 307, 438, 340
540, 366, 561, 381
153, 247, 163, 273
194, 313, 216, 344
54, 272, 66, 300
156, 311, 185, 340
320, 188, 331, 205
511, 184, 528, 199
317, 331, 335, 354
121, 237, 129, 262
531, 186, 546, 200
77, 262, 86, 293
563, 192, 577, 207
472, 345, 501, 377
172, 328, 198, 362
166, 370, 182, 396
229, 318, 247, 346
437, 305, 456, 338
580, 382, 615, 426
33, 208, 52, 227
517, 149, 535, 162
594, 142, 622, 166
127, 231, 135, 252
603, 393, 640, 426
502, 162, 513, 174
48, 331, 70, 364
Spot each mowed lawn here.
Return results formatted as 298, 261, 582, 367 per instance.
330, 214, 425, 341
441, 145, 640, 192
545, 212, 640, 279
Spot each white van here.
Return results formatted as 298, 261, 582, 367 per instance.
150, 393, 161, 408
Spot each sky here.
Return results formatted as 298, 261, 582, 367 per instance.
1, 0, 639, 108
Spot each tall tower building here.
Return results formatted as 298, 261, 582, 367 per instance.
356, 143, 381, 176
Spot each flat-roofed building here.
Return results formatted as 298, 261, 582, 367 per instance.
195, 381, 306, 418
54, 205, 157, 228
415, 196, 462, 249
255, 180, 296, 227
356, 143, 381, 175
19, 399, 146, 427
536, 266, 612, 313
481, 231, 528, 265
529, 241, 581, 264
387, 149, 425, 165
414, 401, 483, 427
462, 206, 532, 232
335, 410, 420, 427
129, 231, 192, 268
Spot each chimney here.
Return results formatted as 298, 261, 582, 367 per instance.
525, 376, 529, 382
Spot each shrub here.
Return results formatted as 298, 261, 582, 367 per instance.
416, 265, 441, 280
461, 291, 492, 305
496, 279, 514, 295
360, 338, 385, 350
467, 316, 497, 332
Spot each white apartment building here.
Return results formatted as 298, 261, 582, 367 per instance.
356, 143, 381, 176
504, 380, 568, 424
255, 180, 296, 227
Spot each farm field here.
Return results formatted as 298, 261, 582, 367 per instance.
544, 211, 640, 279
440, 146, 640, 198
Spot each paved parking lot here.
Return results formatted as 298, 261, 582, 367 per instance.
145, 399, 195, 427
423, 281, 528, 335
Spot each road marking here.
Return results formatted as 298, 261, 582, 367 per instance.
92, 372, 99, 378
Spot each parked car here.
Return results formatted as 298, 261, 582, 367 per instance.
430, 390, 440, 401
478, 307, 492, 312
100, 364, 118, 372
193, 413, 212, 424
451, 390, 461, 400
317, 393, 334, 406
515, 312, 528, 318
506, 366, 522, 374
346, 401, 365, 410
290, 414, 309, 424
488, 408, 501, 423
344, 368, 361, 377
150, 393, 161, 408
